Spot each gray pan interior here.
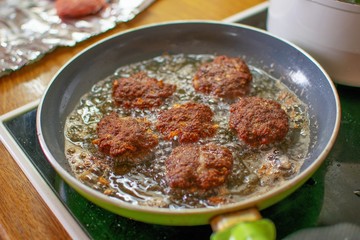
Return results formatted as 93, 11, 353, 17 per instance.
37, 21, 340, 225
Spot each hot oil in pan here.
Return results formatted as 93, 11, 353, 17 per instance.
64, 54, 310, 208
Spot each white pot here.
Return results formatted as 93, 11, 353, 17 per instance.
267, 0, 360, 87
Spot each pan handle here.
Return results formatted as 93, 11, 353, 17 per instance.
210, 208, 276, 240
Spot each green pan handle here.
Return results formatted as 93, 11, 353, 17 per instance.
211, 219, 276, 240
210, 208, 276, 240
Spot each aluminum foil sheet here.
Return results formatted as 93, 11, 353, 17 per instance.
0, 0, 155, 77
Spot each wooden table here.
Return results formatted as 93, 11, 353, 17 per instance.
0, 0, 265, 239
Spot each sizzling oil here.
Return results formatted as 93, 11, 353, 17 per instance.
64, 54, 310, 208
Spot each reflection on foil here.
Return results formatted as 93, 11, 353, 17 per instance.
0, 0, 155, 77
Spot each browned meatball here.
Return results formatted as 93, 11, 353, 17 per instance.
166, 143, 233, 190
112, 72, 176, 109
229, 97, 289, 147
93, 112, 158, 160
193, 55, 252, 98
156, 102, 217, 143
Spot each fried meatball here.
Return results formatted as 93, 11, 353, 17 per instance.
112, 72, 176, 109
93, 112, 158, 160
193, 55, 252, 98
229, 97, 289, 147
156, 102, 217, 143
166, 143, 233, 190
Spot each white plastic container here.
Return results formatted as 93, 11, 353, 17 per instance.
267, 0, 360, 87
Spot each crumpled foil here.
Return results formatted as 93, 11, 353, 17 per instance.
0, 0, 155, 77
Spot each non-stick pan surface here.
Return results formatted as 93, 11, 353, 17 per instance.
37, 21, 340, 226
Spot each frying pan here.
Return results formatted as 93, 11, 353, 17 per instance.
37, 21, 340, 239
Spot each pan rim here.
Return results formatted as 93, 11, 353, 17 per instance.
36, 20, 341, 218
